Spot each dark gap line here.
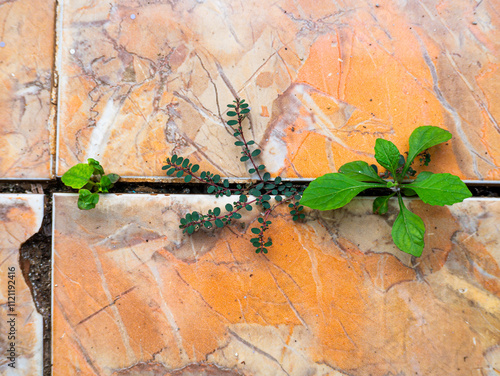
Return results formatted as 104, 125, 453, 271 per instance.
1, 179, 499, 197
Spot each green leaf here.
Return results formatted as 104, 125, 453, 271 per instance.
215, 219, 224, 228
227, 120, 238, 126
182, 159, 189, 168
374, 139, 401, 176
88, 158, 105, 175
232, 213, 242, 219
404, 126, 452, 174
77, 189, 99, 210
258, 165, 266, 170
339, 161, 386, 183
99, 175, 112, 192
187, 225, 195, 234
245, 205, 252, 211
106, 173, 120, 183
239, 195, 247, 202
251, 149, 261, 157
413, 170, 434, 183
207, 186, 216, 194
263, 172, 271, 181
191, 164, 200, 173
404, 173, 472, 206
204, 221, 212, 229
392, 197, 425, 257
176, 170, 184, 178
247, 188, 258, 197
241, 156, 249, 162
227, 111, 237, 117
251, 227, 261, 234
373, 194, 394, 215
225, 203, 233, 211
241, 108, 250, 114
403, 188, 417, 197
301, 173, 384, 210
62, 164, 94, 189
184, 175, 192, 183
213, 207, 221, 216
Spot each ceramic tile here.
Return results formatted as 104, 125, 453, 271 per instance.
0, 195, 44, 375
0, 0, 55, 179
52, 194, 500, 375
56, 0, 500, 181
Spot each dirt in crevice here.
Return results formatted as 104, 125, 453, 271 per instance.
19, 193, 53, 376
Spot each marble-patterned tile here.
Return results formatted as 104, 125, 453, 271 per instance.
56, 0, 500, 181
0, 0, 55, 179
52, 194, 500, 375
0, 195, 44, 375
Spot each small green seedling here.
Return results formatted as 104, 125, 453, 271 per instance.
163, 99, 304, 254
301, 126, 472, 257
61, 158, 120, 210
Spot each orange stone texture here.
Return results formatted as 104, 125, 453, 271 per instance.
0, 1, 55, 179
0, 195, 44, 375
52, 194, 500, 375
56, 0, 500, 180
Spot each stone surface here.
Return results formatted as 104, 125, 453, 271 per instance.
0, 0, 55, 179
56, 0, 500, 180
52, 194, 500, 375
0, 195, 44, 375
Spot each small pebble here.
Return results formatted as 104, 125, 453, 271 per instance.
130, 14, 136, 20
472, 21, 477, 25
0, 41, 6, 48
70, 49, 75, 55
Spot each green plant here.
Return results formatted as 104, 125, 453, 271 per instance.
61, 158, 120, 210
300, 126, 472, 257
163, 98, 304, 254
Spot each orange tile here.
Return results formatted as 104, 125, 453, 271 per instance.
0, 195, 44, 375
56, 0, 500, 181
53, 194, 500, 375
0, 1, 55, 179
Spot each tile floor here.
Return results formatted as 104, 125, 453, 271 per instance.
0, 195, 44, 375
52, 194, 500, 376
0, 1, 55, 179
0, 0, 499, 375
1, 0, 500, 180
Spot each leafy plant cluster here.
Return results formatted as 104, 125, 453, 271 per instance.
60, 102, 472, 258
301, 126, 472, 257
162, 99, 304, 254
61, 158, 120, 210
